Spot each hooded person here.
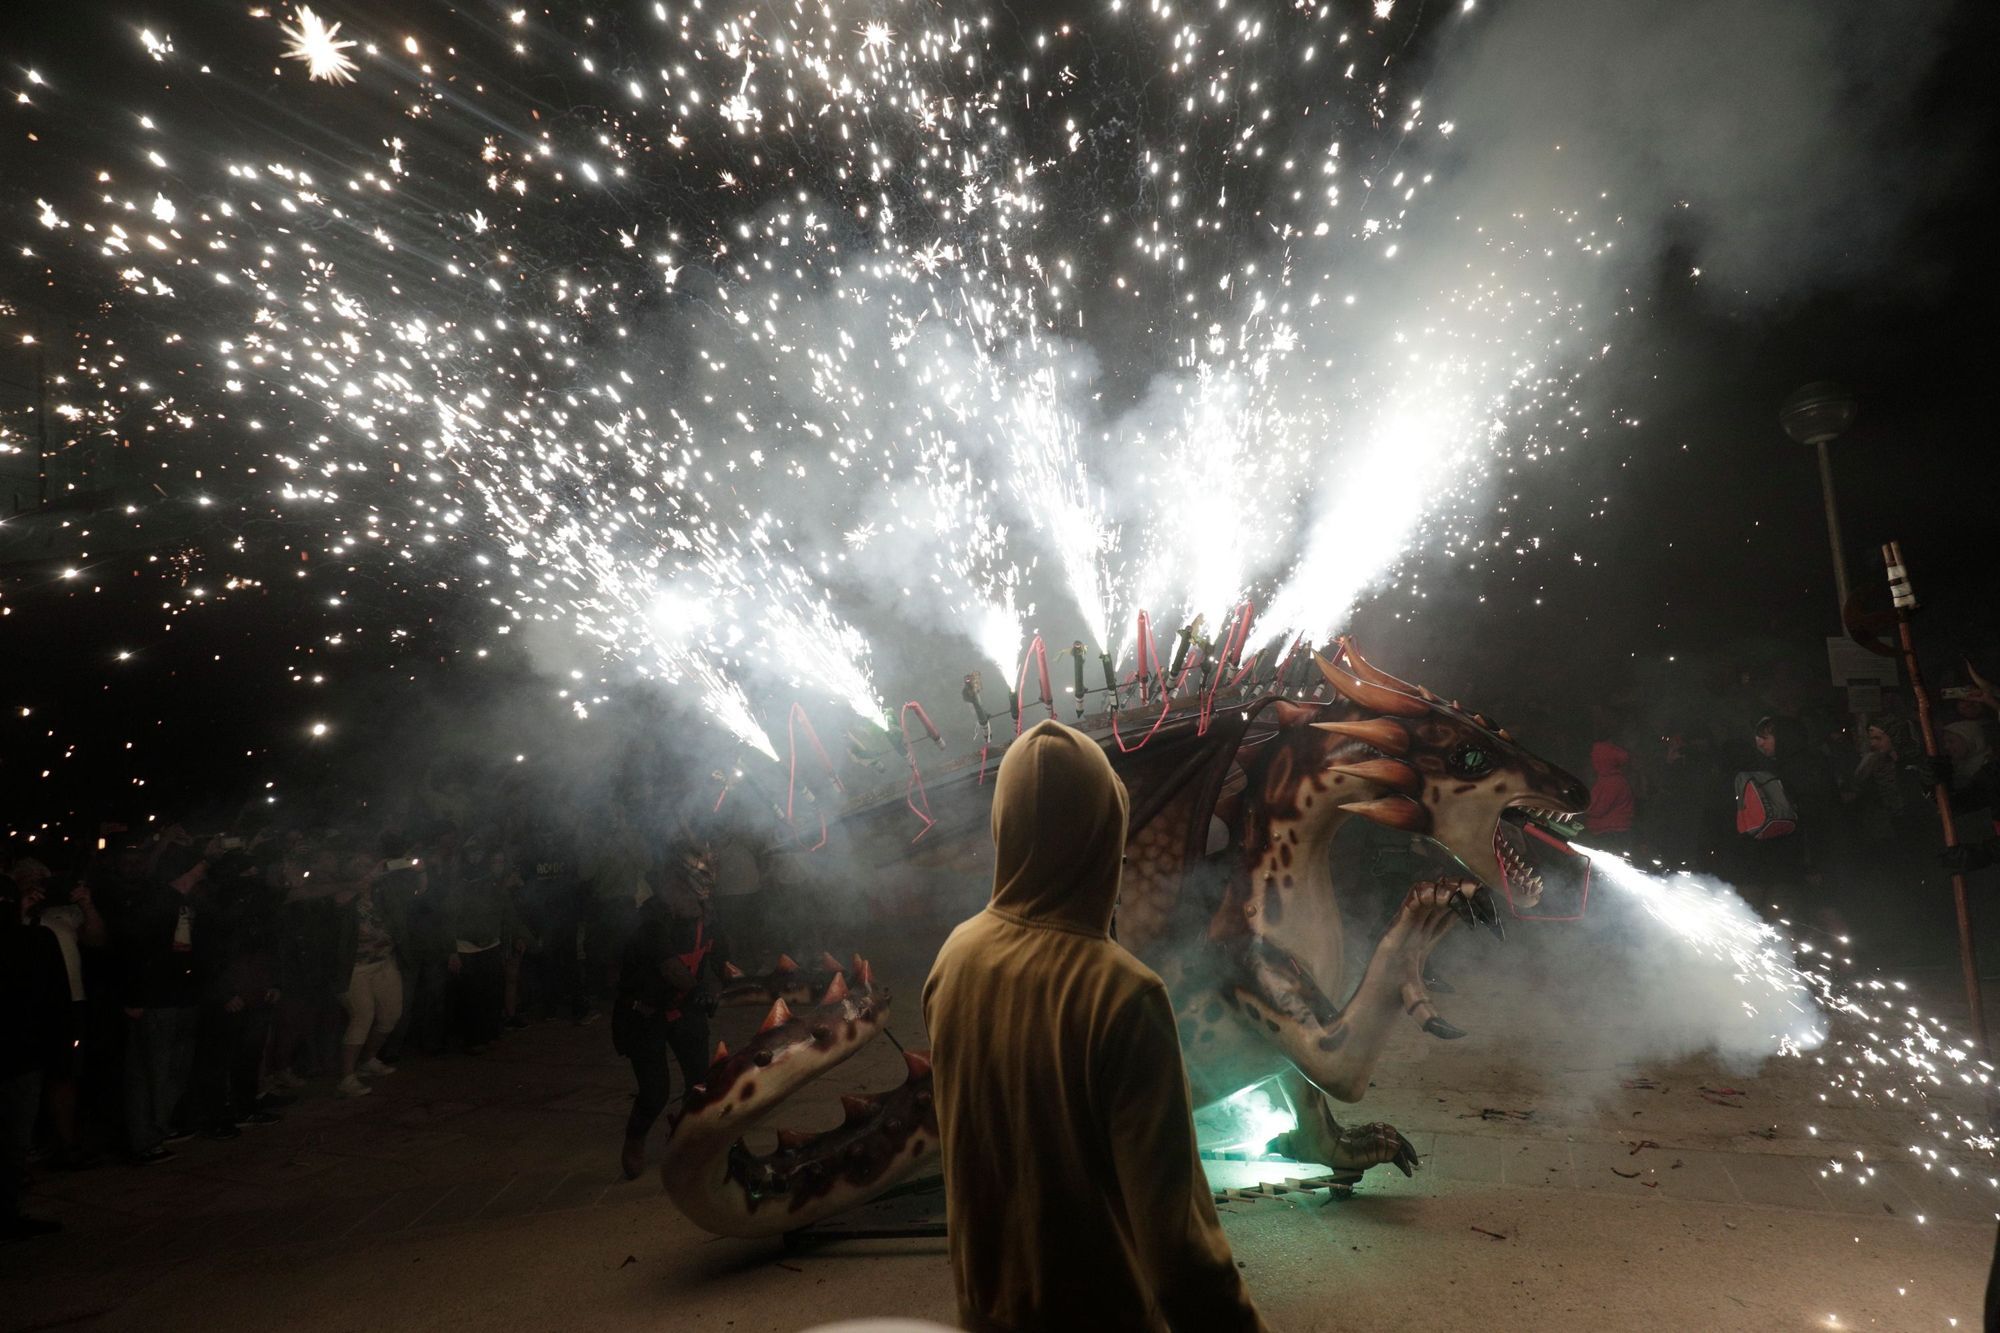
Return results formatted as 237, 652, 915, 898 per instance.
921, 720, 1269, 1333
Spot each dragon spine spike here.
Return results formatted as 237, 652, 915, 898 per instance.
712, 1040, 729, 1064
902, 1049, 933, 1080
1339, 795, 1432, 832
840, 1094, 877, 1123
774, 954, 800, 973
1326, 759, 1422, 794
774, 1128, 815, 1150
1313, 654, 1428, 718
1334, 636, 1425, 696
759, 998, 794, 1033
821, 972, 849, 1004
818, 951, 844, 974
722, 961, 745, 979
1311, 718, 1412, 754
858, 957, 877, 989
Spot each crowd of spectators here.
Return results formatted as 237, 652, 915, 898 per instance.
1, 803, 726, 1241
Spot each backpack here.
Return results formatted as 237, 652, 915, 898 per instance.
1734, 770, 1798, 840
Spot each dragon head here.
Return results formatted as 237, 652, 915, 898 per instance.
1311, 641, 1591, 913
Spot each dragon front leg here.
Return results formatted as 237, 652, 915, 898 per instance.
1217, 877, 1495, 1175
1221, 876, 1490, 1102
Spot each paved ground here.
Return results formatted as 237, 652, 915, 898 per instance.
4, 914, 1995, 1332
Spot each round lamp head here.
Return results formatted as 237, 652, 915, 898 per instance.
1780, 381, 1858, 445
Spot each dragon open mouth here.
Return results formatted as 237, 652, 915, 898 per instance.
1493, 803, 1589, 917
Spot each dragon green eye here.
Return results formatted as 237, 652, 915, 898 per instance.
1451, 744, 1490, 776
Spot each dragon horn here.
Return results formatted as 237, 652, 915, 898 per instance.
1968, 658, 1996, 706
840, 1094, 878, 1124
903, 1049, 933, 1080
759, 998, 794, 1033
1312, 718, 1411, 754
1335, 636, 1424, 695
775, 1127, 816, 1150
820, 972, 849, 1004
722, 960, 745, 979
818, 951, 844, 973
712, 1040, 729, 1064
1327, 759, 1422, 795
1315, 654, 1428, 718
1339, 796, 1432, 832
774, 954, 799, 973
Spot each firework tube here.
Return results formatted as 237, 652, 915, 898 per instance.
1071, 641, 1088, 718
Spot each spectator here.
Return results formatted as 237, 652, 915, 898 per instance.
270, 847, 343, 1091
1583, 740, 1637, 855
20, 859, 106, 1170
196, 852, 285, 1134
922, 720, 1268, 1333
614, 843, 728, 1180
118, 845, 209, 1163
446, 833, 522, 1055
381, 834, 453, 1061
1844, 723, 1921, 846
3, 871, 70, 1239
332, 854, 408, 1099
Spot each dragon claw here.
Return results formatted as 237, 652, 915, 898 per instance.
1423, 1016, 1467, 1040
1445, 889, 1476, 930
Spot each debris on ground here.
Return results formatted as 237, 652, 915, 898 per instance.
1460, 1107, 1535, 1122
619, 1255, 637, 1268
1470, 1225, 1508, 1241
1610, 1168, 1641, 1179
1627, 1139, 1660, 1156
1748, 1125, 1780, 1140
1620, 1076, 1665, 1091
1698, 1085, 1748, 1107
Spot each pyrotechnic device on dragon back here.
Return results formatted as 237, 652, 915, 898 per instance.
1099, 651, 1119, 711
962, 672, 993, 738
1168, 616, 1202, 689
1070, 641, 1088, 718
1196, 635, 1217, 695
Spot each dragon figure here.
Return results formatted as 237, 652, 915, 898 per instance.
662, 639, 1590, 1238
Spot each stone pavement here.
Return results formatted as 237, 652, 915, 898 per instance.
3, 927, 1996, 1330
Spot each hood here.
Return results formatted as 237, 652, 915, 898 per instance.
989, 719, 1129, 936
1590, 740, 1630, 776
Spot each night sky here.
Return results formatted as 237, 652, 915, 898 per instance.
3, 0, 1997, 847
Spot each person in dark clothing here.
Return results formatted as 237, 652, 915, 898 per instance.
118, 848, 209, 1163
4, 874, 71, 1238
614, 847, 729, 1180
446, 835, 523, 1054
521, 828, 592, 1024
380, 837, 453, 1062
270, 856, 344, 1090
194, 854, 285, 1135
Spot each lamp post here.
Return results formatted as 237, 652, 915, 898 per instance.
1778, 381, 1859, 619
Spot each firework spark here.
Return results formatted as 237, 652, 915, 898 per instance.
279, 6, 359, 84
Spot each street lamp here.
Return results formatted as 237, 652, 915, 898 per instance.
1779, 381, 1859, 618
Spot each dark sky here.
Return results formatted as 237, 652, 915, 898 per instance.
2, 0, 1997, 846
